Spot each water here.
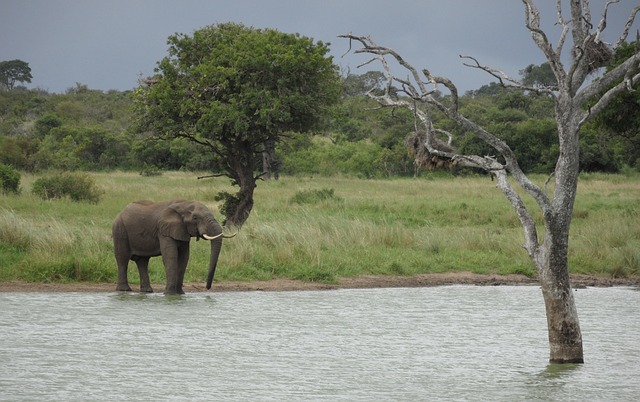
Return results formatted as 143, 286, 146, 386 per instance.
0, 286, 638, 401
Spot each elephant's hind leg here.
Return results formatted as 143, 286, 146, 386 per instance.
113, 218, 133, 292
114, 243, 132, 292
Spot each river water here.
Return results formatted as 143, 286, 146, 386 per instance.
0, 285, 638, 401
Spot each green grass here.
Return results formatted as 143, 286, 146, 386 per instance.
1, 171, 639, 285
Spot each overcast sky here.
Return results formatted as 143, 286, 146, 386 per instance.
1, 0, 638, 94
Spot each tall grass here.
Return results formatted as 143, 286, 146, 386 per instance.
1, 171, 638, 285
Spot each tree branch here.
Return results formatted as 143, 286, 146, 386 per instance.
339, 32, 552, 223
460, 55, 557, 94
574, 50, 640, 110
522, 0, 567, 87
612, 4, 640, 50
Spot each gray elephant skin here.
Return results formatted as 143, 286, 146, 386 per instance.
112, 199, 226, 294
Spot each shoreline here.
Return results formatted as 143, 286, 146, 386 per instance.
0, 272, 638, 293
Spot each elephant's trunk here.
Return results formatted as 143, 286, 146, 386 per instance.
205, 220, 224, 290
206, 237, 222, 289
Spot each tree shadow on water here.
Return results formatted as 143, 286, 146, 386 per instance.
540, 363, 582, 380
524, 363, 582, 400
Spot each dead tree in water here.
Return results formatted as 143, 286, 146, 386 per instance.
341, 0, 640, 363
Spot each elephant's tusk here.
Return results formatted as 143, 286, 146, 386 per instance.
202, 233, 223, 240
222, 226, 239, 239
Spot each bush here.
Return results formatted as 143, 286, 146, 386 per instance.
0, 164, 20, 194
32, 172, 103, 203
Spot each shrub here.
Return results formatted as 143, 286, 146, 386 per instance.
32, 172, 103, 203
0, 164, 20, 194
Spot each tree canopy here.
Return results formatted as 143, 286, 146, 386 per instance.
0, 60, 32, 91
134, 22, 341, 226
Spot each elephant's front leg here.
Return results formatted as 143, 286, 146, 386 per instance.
160, 237, 182, 295
176, 243, 190, 294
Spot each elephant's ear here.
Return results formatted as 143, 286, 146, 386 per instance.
158, 204, 191, 242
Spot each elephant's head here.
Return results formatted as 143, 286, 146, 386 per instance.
161, 200, 232, 289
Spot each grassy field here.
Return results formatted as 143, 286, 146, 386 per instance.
1, 171, 639, 286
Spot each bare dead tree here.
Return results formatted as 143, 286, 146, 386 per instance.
340, 0, 640, 363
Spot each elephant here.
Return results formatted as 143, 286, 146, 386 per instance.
112, 199, 233, 294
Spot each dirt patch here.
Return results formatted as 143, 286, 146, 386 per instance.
0, 272, 637, 293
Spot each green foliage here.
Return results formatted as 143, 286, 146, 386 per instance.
32, 172, 103, 203
0, 59, 32, 91
458, 88, 562, 173
519, 62, 556, 88
34, 112, 63, 138
280, 136, 413, 178
133, 22, 342, 225
134, 22, 341, 167
214, 191, 241, 224
0, 60, 637, 178
590, 41, 640, 169
0, 164, 20, 194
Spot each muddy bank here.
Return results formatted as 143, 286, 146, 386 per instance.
0, 272, 637, 293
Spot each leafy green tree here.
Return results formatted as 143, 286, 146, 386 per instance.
342, 71, 385, 96
0, 60, 32, 91
134, 23, 341, 226
519, 62, 556, 88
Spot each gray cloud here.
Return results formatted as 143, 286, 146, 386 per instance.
1, 0, 637, 93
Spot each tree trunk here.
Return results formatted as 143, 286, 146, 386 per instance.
226, 148, 257, 228
537, 99, 584, 363
227, 180, 255, 228
537, 231, 584, 363
540, 272, 584, 363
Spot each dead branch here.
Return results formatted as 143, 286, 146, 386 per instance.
613, 4, 640, 49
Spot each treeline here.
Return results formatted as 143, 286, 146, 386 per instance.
1, 74, 638, 177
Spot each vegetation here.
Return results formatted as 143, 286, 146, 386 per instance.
0, 60, 32, 91
0, 172, 638, 285
133, 23, 342, 226
0, 164, 20, 194
1, 67, 638, 180
31, 171, 103, 203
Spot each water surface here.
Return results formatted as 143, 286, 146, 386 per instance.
1, 286, 638, 401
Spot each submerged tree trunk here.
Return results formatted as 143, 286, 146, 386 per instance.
539, 257, 584, 363
537, 217, 584, 363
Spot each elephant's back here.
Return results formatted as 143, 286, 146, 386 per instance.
114, 200, 165, 232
